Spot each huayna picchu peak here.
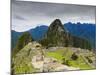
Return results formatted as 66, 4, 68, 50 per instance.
48, 19, 67, 33
40, 19, 92, 50
40, 19, 71, 47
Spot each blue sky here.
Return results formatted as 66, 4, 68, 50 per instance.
12, 0, 96, 32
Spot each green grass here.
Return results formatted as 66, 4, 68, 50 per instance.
46, 47, 94, 70
46, 52, 63, 62
13, 62, 36, 74
12, 43, 95, 74
46, 48, 66, 62
12, 44, 37, 74
68, 56, 92, 70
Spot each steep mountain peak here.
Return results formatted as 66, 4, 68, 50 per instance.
53, 19, 61, 23
40, 19, 70, 47
50, 19, 63, 28
48, 19, 65, 33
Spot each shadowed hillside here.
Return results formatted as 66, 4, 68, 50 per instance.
12, 32, 34, 56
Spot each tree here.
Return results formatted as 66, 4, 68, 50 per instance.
71, 53, 78, 60
12, 32, 33, 56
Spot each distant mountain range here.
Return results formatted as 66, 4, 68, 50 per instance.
11, 21, 96, 49
64, 22, 96, 49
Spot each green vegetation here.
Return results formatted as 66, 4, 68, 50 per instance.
12, 42, 95, 74
71, 53, 78, 60
40, 19, 70, 47
11, 19, 95, 74
40, 19, 92, 50
46, 52, 63, 62
12, 32, 33, 56
12, 61, 35, 74
12, 43, 37, 74
46, 47, 95, 70
72, 36, 92, 50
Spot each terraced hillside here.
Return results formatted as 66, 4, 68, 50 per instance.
46, 47, 95, 70
11, 42, 96, 74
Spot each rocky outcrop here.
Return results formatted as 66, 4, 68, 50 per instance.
40, 19, 71, 47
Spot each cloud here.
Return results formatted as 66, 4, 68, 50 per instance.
11, 0, 96, 32
14, 15, 26, 20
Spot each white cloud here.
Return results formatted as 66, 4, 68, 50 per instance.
12, 1, 96, 32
